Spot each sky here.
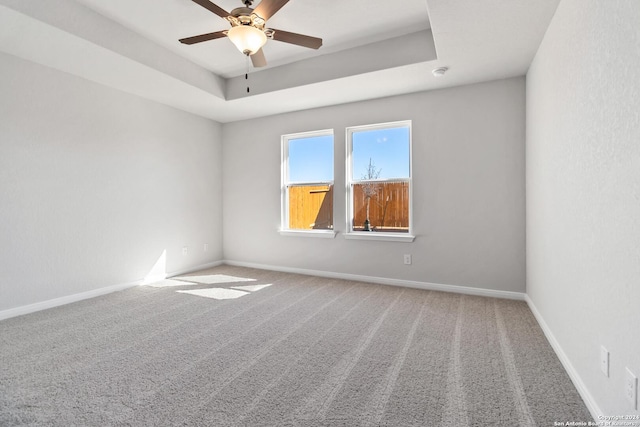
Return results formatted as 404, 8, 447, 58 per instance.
352, 126, 410, 180
288, 126, 410, 183
288, 134, 334, 183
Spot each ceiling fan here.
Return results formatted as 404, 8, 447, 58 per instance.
179, 0, 323, 68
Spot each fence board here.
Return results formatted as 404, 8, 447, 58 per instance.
353, 182, 409, 231
288, 184, 333, 230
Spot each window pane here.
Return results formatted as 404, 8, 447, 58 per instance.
348, 122, 411, 234
352, 126, 409, 180
283, 131, 334, 232
352, 181, 409, 232
288, 135, 334, 183
288, 184, 333, 230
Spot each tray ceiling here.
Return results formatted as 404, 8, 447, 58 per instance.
0, 0, 561, 122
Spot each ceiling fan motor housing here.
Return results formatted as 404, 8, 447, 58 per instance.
228, 7, 265, 28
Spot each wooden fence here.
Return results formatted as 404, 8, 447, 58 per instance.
288, 184, 333, 230
352, 181, 409, 232
288, 182, 409, 232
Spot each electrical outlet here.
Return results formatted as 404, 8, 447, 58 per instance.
625, 367, 638, 409
204, 243, 208, 252
403, 254, 412, 265
182, 246, 188, 256
600, 346, 609, 377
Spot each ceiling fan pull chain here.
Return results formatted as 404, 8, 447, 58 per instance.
245, 53, 250, 93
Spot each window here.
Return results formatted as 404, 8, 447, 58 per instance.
281, 129, 335, 237
346, 121, 414, 242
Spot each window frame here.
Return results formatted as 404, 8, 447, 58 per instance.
345, 120, 415, 242
280, 129, 336, 238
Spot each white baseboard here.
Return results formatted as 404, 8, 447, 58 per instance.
525, 295, 602, 421
0, 260, 224, 321
223, 260, 526, 301
0, 280, 140, 321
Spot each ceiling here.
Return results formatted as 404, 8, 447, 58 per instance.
76, 0, 433, 78
0, 0, 561, 123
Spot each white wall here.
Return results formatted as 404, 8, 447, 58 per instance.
0, 52, 223, 312
223, 77, 525, 293
527, 0, 640, 415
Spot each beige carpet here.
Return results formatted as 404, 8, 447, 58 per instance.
0, 265, 593, 426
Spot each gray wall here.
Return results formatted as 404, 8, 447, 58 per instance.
0, 52, 223, 312
527, 0, 640, 415
222, 77, 526, 293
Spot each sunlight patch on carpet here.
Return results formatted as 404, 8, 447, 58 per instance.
172, 274, 257, 285
176, 284, 272, 300
177, 288, 248, 300
144, 279, 198, 288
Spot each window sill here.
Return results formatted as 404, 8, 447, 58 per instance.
279, 229, 337, 239
343, 232, 415, 242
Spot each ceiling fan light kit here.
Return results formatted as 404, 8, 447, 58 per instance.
227, 25, 267, 55
180, 0, 323, 68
